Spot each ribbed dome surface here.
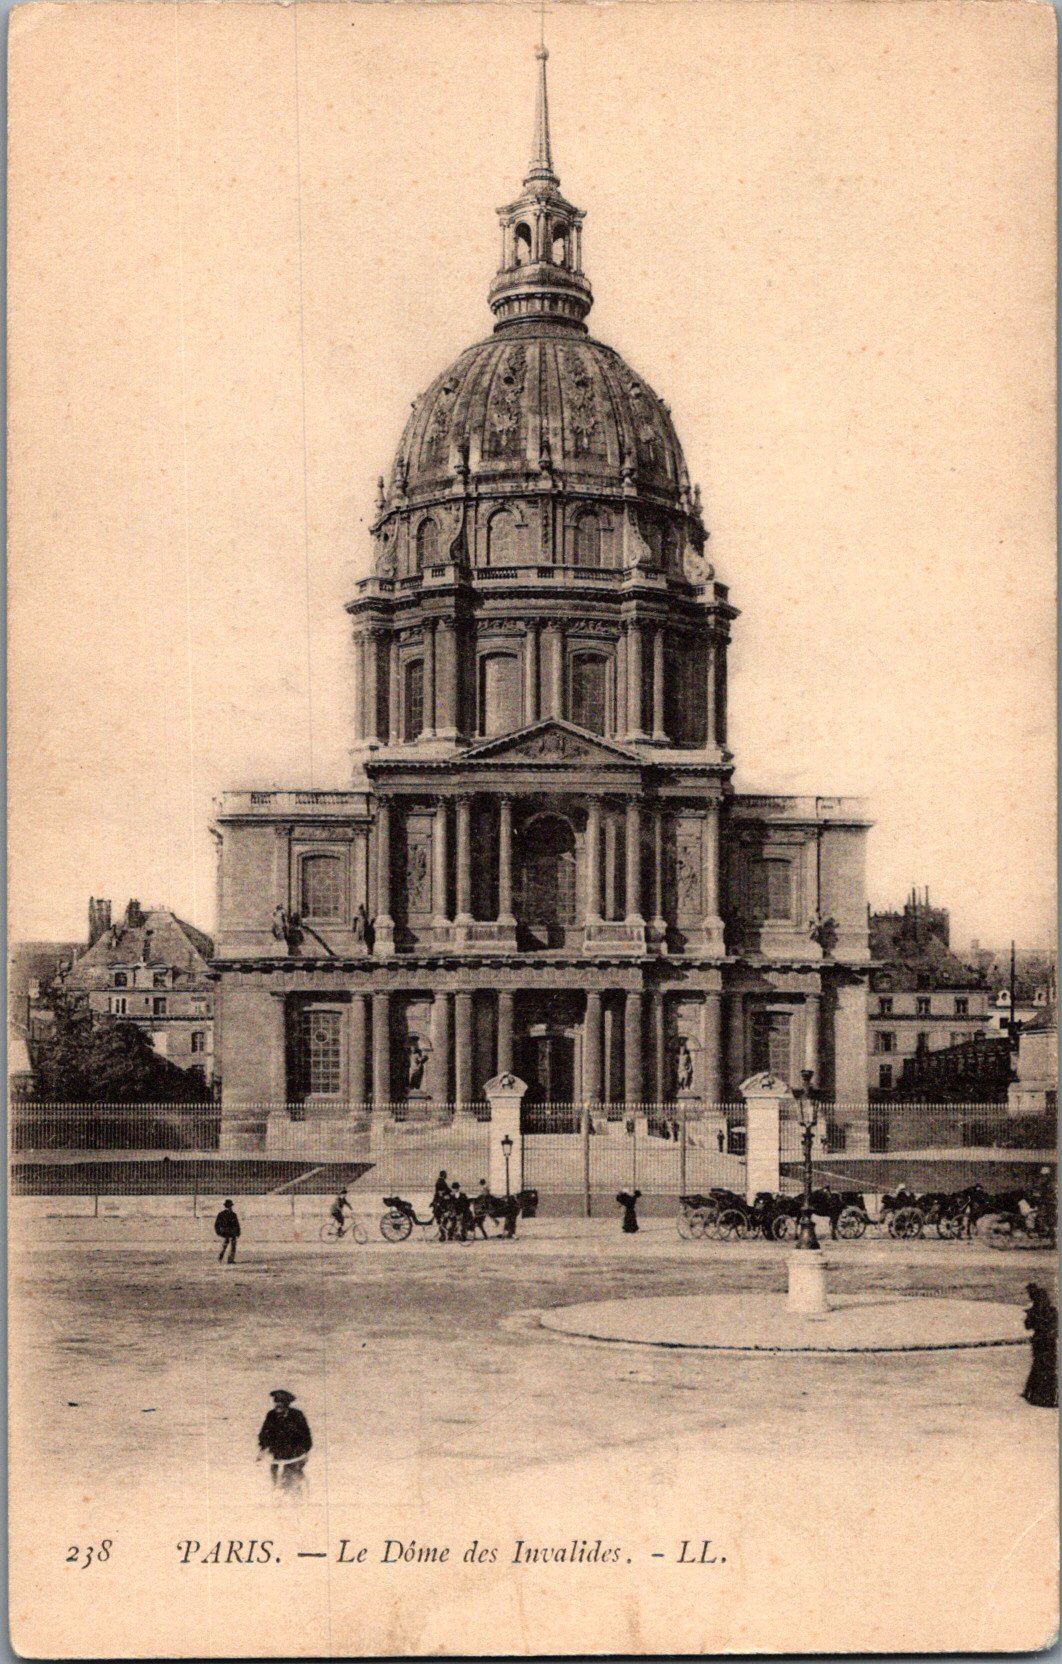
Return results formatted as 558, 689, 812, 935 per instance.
392, 327, 690, 505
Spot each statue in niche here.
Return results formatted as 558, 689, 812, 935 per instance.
407, 841, 430, 913
271, 906, 304, 955
675, 1037, 695, 1093
352, 903, 369, 944
407, 1037, 430, 1092
676, 846, 700, 917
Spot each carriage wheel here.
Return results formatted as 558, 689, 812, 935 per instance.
676, 1210, 694, 1241
891, 1206, 924, 1241
716, 1208, 749, 1241
319, 1221, 340, 1243
936, 1212, 962, 1240
771, 1213, 796, 1241
837, 1206, 867, 1241
380, 1210, 412, 1243
688, 1210, 710, 1239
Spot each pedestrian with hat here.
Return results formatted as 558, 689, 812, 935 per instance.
214, 1199, 241, 1264
257, 1389, 313, 1492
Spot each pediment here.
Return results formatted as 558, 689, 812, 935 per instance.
459, 720, 643, 766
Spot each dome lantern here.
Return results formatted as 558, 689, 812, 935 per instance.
488, 48, 592, 333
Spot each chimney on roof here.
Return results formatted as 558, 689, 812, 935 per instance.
125, 899, 146, 929
88, 898, 111, 946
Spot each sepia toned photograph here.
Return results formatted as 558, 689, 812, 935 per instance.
7, 0, 1058, 1654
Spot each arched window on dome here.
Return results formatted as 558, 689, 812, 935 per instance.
479, 652, 521, 738
416, 517, 438, 569
514, 223, 533, 266
487, 509, 520, 567
574, 512, 601, 568
551, 224, 569, 267
569, 652, 609, 736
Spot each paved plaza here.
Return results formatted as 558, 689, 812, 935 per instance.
9, 1218, 1058, 1656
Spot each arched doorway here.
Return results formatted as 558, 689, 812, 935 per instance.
516, 814, 576, 949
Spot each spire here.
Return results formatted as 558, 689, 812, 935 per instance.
488, 43, 593, 332
528, 46, 555, 184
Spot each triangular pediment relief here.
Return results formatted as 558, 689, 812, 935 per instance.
459, 720, 643, 766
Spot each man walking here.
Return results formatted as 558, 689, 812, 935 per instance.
214, 1198, 241, 1263
257, 1389, 313, 1493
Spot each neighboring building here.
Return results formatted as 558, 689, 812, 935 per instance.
212, 49, 872, 1156
59, 899, 215, 1084
9, 939, 83, 1039
1008, 1007, 1058, 1117
867, 891, 990, 1097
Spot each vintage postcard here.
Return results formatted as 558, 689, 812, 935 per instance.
7, 0, 1058, 1655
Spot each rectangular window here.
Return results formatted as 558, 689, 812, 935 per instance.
404, 660, 424, 741
916, 996, 931, 1016
955, 997, 968, 1016
749, 859, 793, 923
874, 1030, 896, 1053
112, 995, 127, 1015
192, 998, 208, 1015
916, 1030, 929, 1051
113, 971, 128, 989
749, 1010, 792, 1080
153, 970, 168, 989
299, 1008, 343, 1097
191, 1030, 206, 1054
300, 854, 344, 920
878, 1064, 893, 1090
569, 654, 608, 736
878, 996, 893, 1015
152, 996, 167, 1016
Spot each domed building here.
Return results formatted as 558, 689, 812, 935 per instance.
213, 51, 873, 1170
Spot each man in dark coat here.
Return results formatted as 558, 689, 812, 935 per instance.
1023, 1284, 1058, 1408
257, 1389, 313, 1491
214, 1199, 240, 1263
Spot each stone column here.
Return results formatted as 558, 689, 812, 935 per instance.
624, 800, 643, 924
455, 991, 473, 1106
603, 813, 617, 921
624, 990, 644, 1104
497, 990, 514, 1075
626, 623, 644, 737
497, 796, 515, 925
583, 990, 602, 1103
834, 980, 869, 1150
715, 643, 728, 747
374, 796, 395, 954
804, 991, 822, 1081
545, 623, 564, 718
455, 796, 473, 925
702, 801, 724, 951
703, 990, 722, 1106
436, 619, 459, 740
371, 991, 391, 1108
585, 797, 602, 924
352, 633, 364, 739
704, 637, 716, 750
650, 805, 666, 942
651, 990, 666, 1105
364, 632, 381, 745
726, 992, 744, 1095
432, 798, 449, 926
348, 993, 368, 1107
388, 636, 401, 743
523, 623, 539, 725
616, 630, 628, 737
431, 992, 452, 1104
652, 626, 666, 741
421, 620, 436, 738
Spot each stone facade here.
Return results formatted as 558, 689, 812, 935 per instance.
211, 49, 872, 1152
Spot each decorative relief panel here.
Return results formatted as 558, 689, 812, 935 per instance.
404, 819, 434, 918
487, 345, 527, 456
675, 826, 704, 923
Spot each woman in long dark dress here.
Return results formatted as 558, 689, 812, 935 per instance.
1023, 1283, 1058, 1408
616, 1190, 642, 1234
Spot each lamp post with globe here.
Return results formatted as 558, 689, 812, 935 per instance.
501, 1133, 514, 1201
795, 1068, 821, 1251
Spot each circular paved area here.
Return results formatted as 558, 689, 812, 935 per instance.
540, 1293, 1028, 1353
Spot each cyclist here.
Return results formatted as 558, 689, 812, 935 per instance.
330, 1187, 354, 1238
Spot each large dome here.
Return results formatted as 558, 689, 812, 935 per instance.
391, 327, 690, 507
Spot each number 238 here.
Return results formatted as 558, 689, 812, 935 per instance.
66, 1540, 111, 1568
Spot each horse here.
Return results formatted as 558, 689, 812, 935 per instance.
952, 1183, 1033, 1238
471, 1187, 539, 1239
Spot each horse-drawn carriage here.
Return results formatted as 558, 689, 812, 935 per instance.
380, 1188, 539, 1243
675, 1183, 995, 1243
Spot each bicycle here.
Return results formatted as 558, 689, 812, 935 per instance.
319, 1215, 368, 1245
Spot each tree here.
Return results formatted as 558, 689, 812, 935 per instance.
31, 1002, 210, 1105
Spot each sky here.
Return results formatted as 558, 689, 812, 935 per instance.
8, 0, 1057, 954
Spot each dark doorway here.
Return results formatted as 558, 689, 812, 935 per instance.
518, 1031, 578, 1130
516, 814, 576, 949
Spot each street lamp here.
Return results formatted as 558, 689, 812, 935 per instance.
795, 1067, 820, 1251
500, 1133, 514, 1200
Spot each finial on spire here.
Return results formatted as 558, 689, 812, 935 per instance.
528, 41, 555, 183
